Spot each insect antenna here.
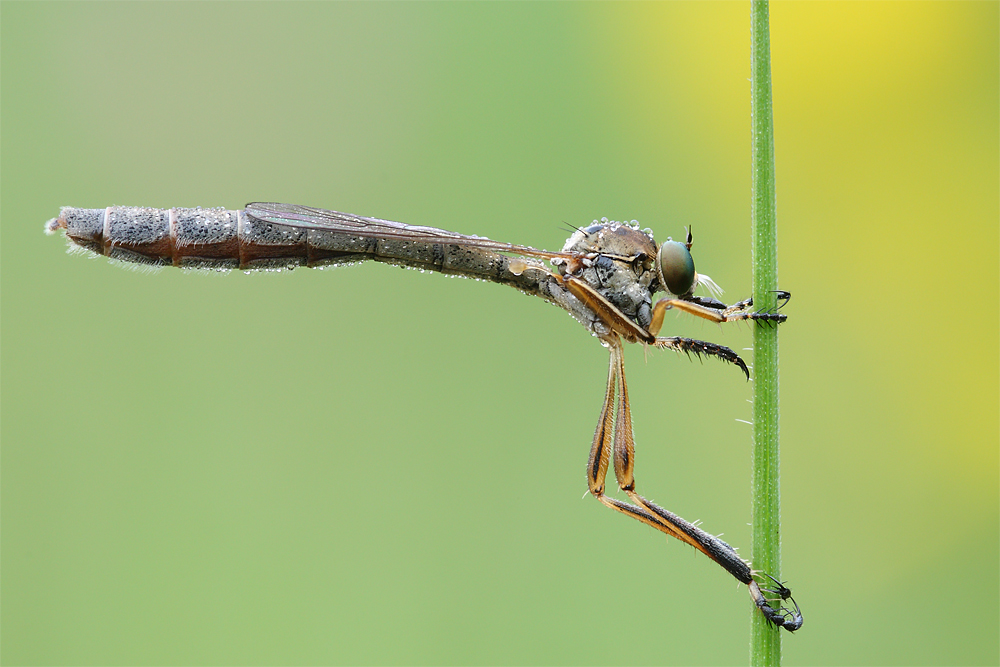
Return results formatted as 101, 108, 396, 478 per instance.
559, 221, 586, 235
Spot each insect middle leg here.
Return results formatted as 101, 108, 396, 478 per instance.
585, 339, 802, 630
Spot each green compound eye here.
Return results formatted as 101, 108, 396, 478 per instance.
658, 240, 696, 296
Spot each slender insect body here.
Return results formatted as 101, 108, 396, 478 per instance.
45, 206, 650, 340
45, 201, 800, 631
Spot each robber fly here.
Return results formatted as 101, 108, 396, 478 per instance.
45, 202, 801, 630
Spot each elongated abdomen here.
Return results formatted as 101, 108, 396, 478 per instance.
48, 206, 489, 270
44, 207, 561, 300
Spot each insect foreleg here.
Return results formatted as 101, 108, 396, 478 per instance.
647, 295, 788, 337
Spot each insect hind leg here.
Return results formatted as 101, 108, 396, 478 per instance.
750, 577, 803, 631
585, 339, 802, 631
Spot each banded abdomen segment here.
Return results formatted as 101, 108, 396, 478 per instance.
48, 207, 246, 269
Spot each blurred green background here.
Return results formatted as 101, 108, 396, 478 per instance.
2, 2, 997, 665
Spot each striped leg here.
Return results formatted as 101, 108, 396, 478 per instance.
585, 338, 802, 630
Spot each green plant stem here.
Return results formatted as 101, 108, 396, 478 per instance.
750, 1, 782, 665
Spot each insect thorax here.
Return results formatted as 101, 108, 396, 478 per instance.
554, 219, 660, 329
